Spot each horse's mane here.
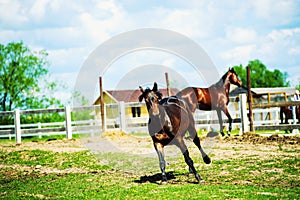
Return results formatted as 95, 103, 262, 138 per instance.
214, 71, 228, 87
215, 68, 236, 87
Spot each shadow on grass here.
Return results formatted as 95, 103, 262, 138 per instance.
134, 172, 175, 184
134, 171, 200, 185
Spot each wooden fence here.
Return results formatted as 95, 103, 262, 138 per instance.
1, 95, 300, 143
239, 93, 300, 132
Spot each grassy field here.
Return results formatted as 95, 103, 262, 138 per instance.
0, 133, 299, 199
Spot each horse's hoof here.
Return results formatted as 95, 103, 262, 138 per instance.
195, 175, 205, 184
203, 155, 211, 164
161, 180, 167, 185
161, 175, 167, 184
220, 132, 225, 137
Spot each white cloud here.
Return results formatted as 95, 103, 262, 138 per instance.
251, 0, 297, 25
0, 0, 28, 28
221, 45, 256, 64
77, 0, 132, 41
289, 47, 300, 56
29, 0, 49, 20
225, 27, 257, 44
268, 28, 300, 42
48, 47, 88, 73
254, 28, 300, 64
158, 9, 211, 38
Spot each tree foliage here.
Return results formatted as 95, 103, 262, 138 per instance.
295, 80, 300, 92
0, 41, 63, 111
233, 59, 290, 88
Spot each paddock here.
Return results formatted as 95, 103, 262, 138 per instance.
0, 130, 299, 199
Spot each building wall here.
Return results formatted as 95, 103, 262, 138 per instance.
94, 93, 148, 119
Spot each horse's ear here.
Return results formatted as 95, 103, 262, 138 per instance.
153, 82, 158, 92
139, 86, 144, 93
138, 86, 144, 102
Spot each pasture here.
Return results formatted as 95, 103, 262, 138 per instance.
0, 132, 299, 199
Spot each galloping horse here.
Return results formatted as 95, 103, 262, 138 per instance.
139, 82, 211, 183
176, 68, 242, 136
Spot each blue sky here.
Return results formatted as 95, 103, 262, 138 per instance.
1, 0, 300, 104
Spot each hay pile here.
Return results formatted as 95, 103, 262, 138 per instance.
224, 132, 300, 145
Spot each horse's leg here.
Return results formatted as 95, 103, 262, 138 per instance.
188, 126, 211, 164
175, 137, 203, 183
288, 110, 292, 133
216, 109, 225, 136
279, 107, 284, 124
281, 109, 289, 133
223, 108, 232, 136
154, 142, 167, 183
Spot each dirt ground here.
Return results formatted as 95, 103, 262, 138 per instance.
1, 131, 299, 183
2, 131, 299, 161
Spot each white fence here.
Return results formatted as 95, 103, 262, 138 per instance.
0, 106, 103, 143
1, 94, 299, 143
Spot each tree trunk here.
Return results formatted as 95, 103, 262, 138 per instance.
1, 93, 7, 111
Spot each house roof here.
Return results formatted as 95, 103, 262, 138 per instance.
251, 87, 298, 96
229, 86, 298, 97
229, 86, 257, 97
94, 88, 180, 104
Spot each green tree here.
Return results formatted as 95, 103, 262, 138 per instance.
0, 41, 63, 111
233, 59, 289, 88
296, 82, 300, 92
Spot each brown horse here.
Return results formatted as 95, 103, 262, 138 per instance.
139, 82, 211, 183
176, 68, 242, 136
280, 105, 300, 133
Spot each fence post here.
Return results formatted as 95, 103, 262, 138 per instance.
14, 109, 21, 144
275, 108, 279, 133
103, 105, 107, 132
38, 122, 42, 138
292, 106, 297, 124
89, 119, 94, 137
239, 94, 249, 134
291, 106, 299, 133
65, 106, 72, 139
119, 101, 126, 132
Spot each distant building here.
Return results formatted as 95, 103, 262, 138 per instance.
229, 86, 299, 103
93, 88, 179, 119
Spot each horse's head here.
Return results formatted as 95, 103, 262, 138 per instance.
139, 82, 163, 116
228, 68, 242, 87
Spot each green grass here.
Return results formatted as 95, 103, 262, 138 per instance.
0, 141, 299, 199
0, 150, 109, 171
0, 133, 91, 143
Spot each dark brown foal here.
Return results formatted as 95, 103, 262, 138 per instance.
139, 82, 211, 183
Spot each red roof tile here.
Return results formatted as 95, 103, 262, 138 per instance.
107, 88, 179, 103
